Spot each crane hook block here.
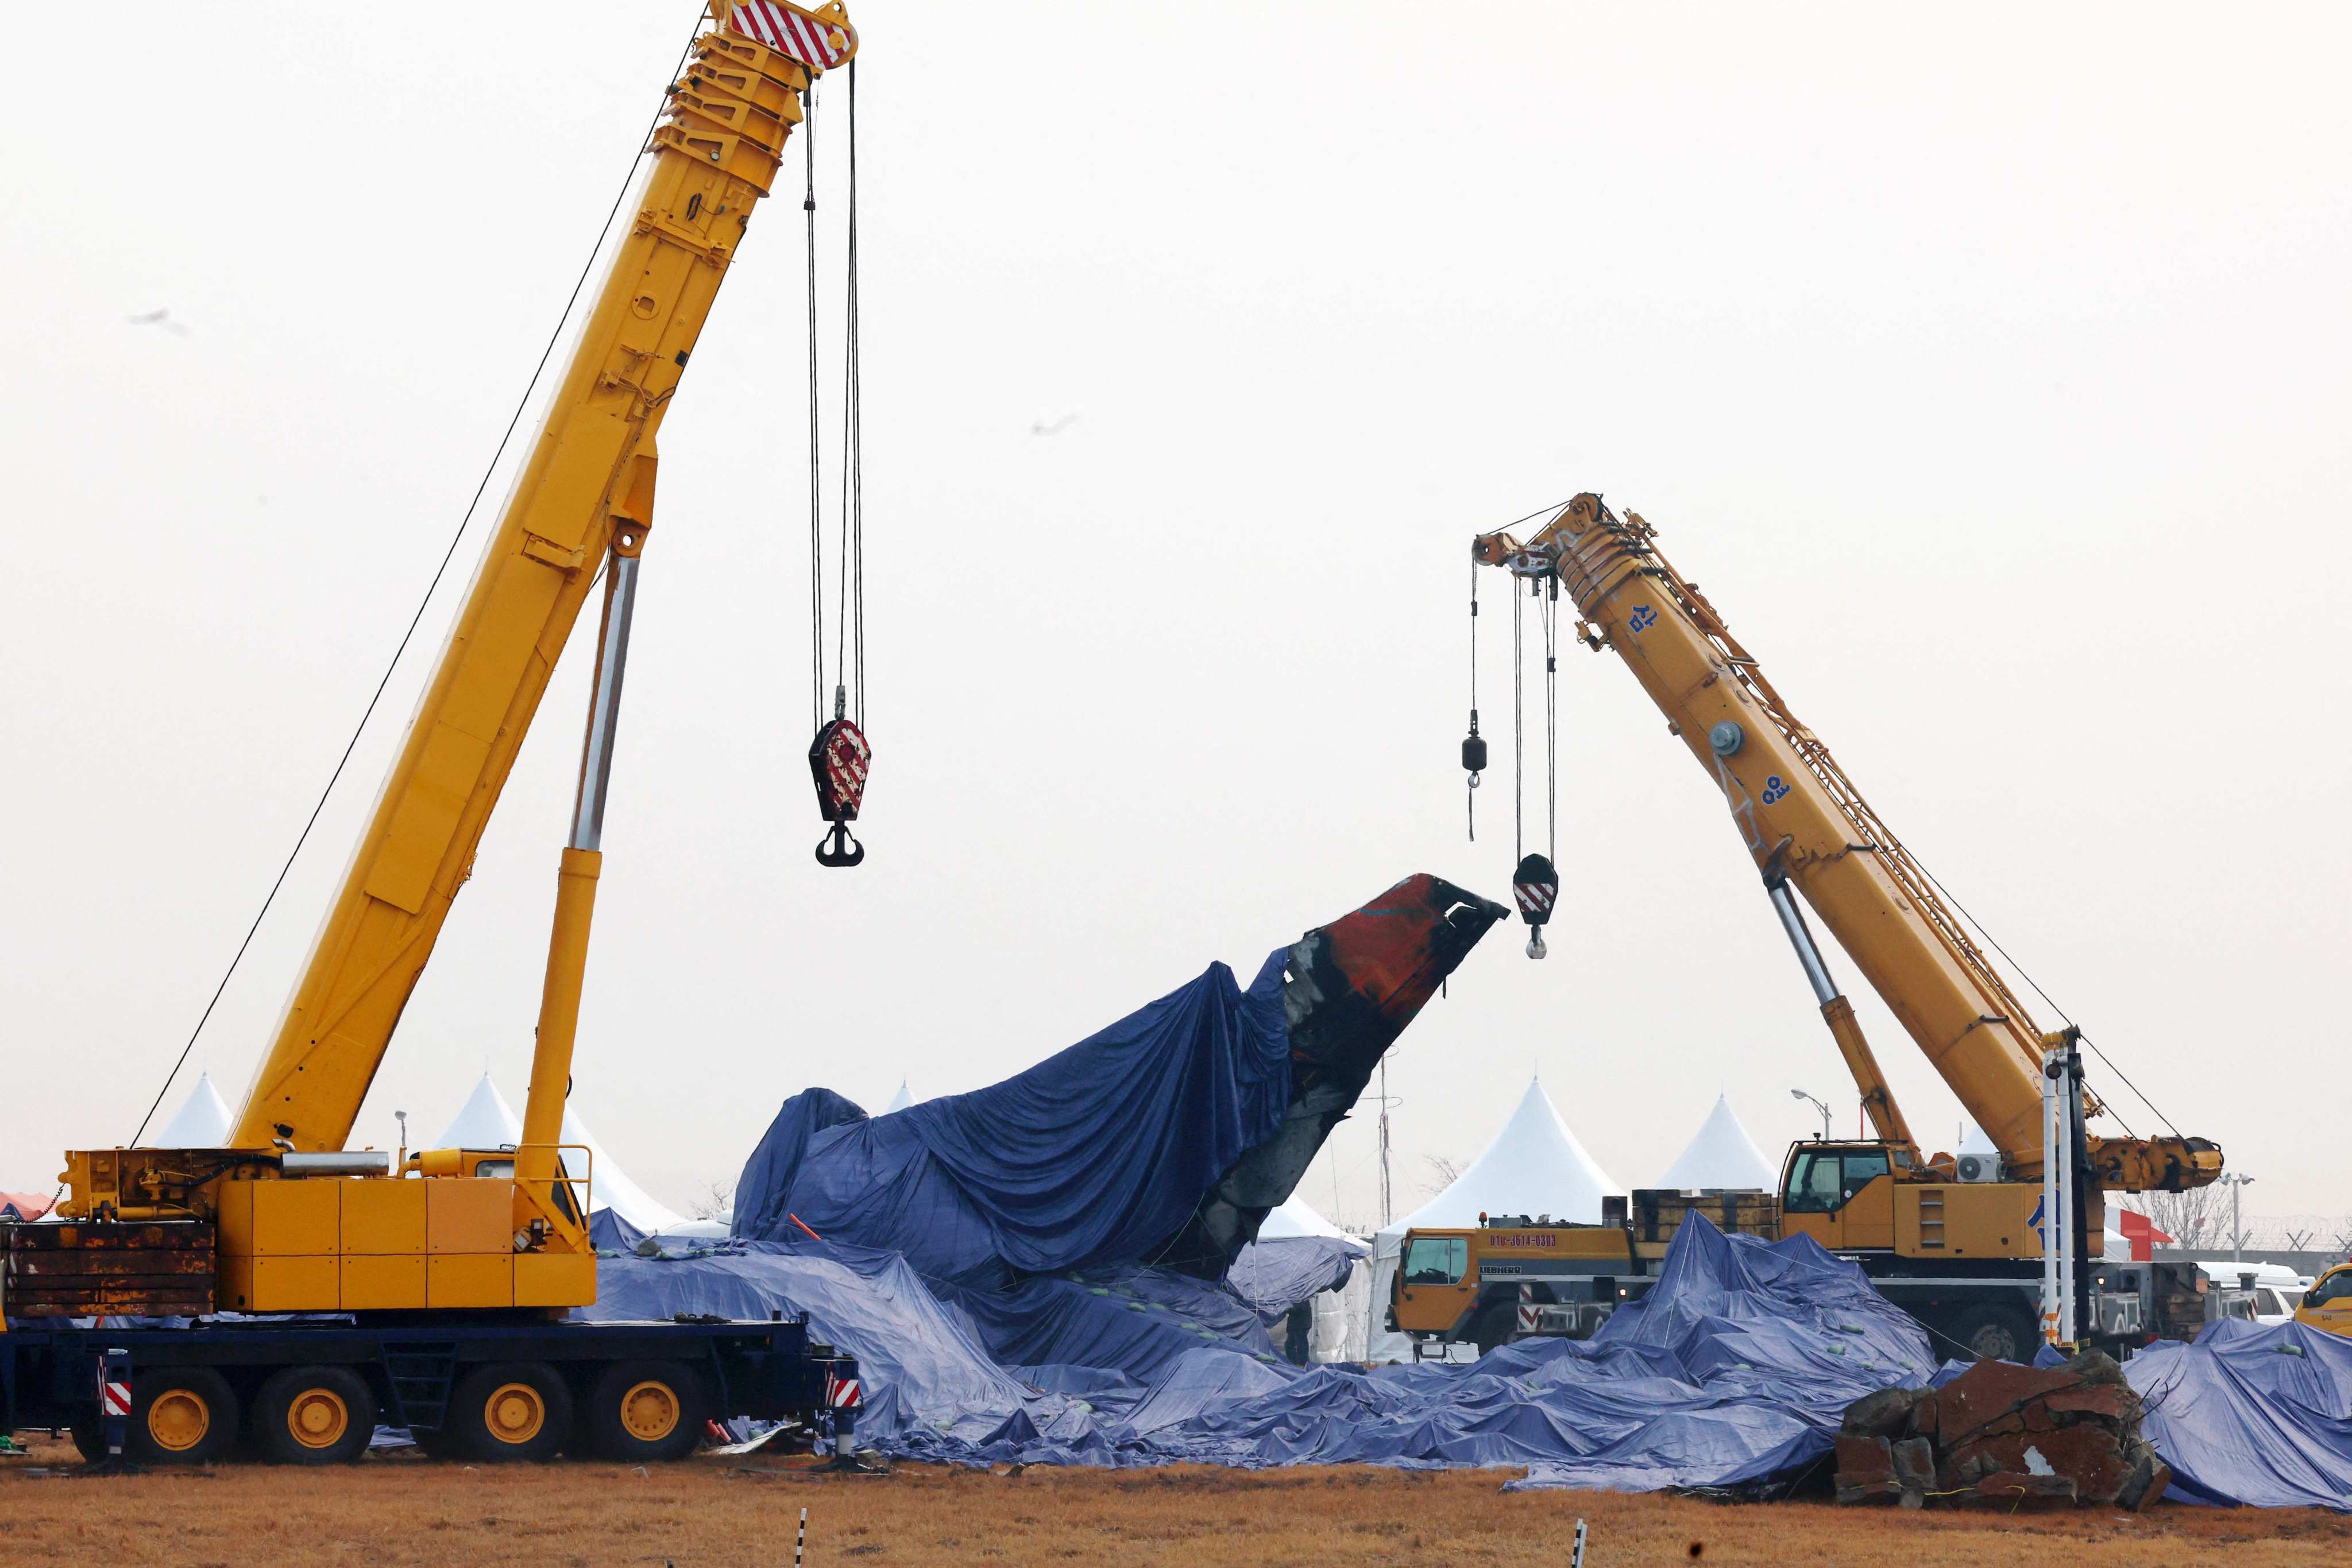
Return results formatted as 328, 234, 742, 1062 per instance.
1512, 852, 1558, 960
1461, 722, 1488, 787
809, 717, 872, 869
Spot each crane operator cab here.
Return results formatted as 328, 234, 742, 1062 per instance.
1778, 1143, 1899, 1252
2298, 1264, 2352, 1339
1776, 1141, 2056, 1260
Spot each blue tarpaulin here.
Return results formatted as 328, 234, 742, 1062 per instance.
2125, 1318, 2352, 1509
589, 1217, 1935, 1487
1225, 1235, 1363, 1330
732, 954, 1292, 1288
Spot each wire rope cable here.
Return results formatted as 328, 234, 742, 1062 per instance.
123, 17, 706, 1149
803, 90, 825, 729
836, 59, 864, 726
1511, 578, 1525, 862
1542, 582, 1559, 857
1911, 858, 2177, 1143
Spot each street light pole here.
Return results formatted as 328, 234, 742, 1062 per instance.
1790, 1088, 1831, 1142
2220, 1172, 2256, 1264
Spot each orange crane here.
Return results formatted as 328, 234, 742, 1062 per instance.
5, 3, 868, 1466
1469, 494, 2220, 1359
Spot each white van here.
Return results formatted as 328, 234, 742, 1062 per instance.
2191, 1260, 2308, 1326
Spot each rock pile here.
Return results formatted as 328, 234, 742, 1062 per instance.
1833, 1351, 2170, 1511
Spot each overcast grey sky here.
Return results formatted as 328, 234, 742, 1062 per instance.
4, 2, 2346, 1231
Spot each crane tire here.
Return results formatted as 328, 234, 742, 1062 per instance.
446, 1362, 571, 1463
578, 1360, 710, 1462
126, 1368, 240, 1465
253, 1365, 376, 1465
1948, 1304, 2038, 1364
1468, 1304, 1516, 1357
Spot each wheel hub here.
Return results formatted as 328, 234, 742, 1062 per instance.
148, 1389, 210, 1452
288, 1388, 350, 1449
620, 1380, 679, 1441
486, 1382, 546, 1443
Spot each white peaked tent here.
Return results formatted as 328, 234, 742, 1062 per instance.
1257, 1195, 1367, 1362
434, 1072, 522, 1150
1364, 1079, 1619, 1362
1258, 1194, 1353, 1242
882, 1080, 917, 1114
156, 1072, 235, 1146
430, 1073, 685, 1235
1655, 1095, 1777, 1191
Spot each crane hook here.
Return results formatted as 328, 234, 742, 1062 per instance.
1512, 851, 1558, 960
809, 701, 871, 869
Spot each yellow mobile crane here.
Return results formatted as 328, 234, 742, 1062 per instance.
1467, 495, 2222, 1361
4, 3, 870, 1465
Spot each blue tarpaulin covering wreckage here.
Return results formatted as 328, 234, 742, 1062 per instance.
580, 870, 1924, 1486
589, 1215, 1938, 1485
2121, 1319, 2352, 1509
581, 871, 2352, 1499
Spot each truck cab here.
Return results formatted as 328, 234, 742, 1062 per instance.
1389, 1216, 1641, 1354
2296, 1264, 2352, 1338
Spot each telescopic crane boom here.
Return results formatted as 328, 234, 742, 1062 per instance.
55, 1, 861, 1316
230, 6, 857, 1161
1473, 495, 2219, 1199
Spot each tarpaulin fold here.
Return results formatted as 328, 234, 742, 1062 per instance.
588, 1215, 1937, 1489
732, 953, 1292, 1287
2125, 1318, 2352, 1509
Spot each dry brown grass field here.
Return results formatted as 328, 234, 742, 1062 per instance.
5, 1432, 2346, 1567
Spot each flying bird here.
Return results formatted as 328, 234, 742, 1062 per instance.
1029, 412, 1078, 437
127, 307, 191, 337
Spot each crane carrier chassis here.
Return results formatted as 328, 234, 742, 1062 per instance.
1, 1271, 857, 1466
1392, 1194, 2152, 1365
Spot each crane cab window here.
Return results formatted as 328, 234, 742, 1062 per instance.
2307, 1271, 2352, 1310
1840, 1150, 1890, 1200
1785, 1148, 1889, 1214
1403, 1237, 1467, 1286
1785, 1150, 1845, 1213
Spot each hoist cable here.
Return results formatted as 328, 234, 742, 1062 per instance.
122, 16, 705, 1151
836, 60, 864, 728
1466, 560, 1478, 840
1542, 584, 1559, 856
1511, 580, 1525, 862
1912, 859, 2179, 1144
802, 93, 825, 730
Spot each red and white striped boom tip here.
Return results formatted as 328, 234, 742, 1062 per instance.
726, 2, 856, 70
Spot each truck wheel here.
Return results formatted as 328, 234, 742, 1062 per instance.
1469, 1304, 1516, 1356
1949, 1305, 2037, 1364
254, 1365, 376, 1465
578, 1361, 710, 1462
446, 1363, 571, 1462
128, 1368, 241, 1465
